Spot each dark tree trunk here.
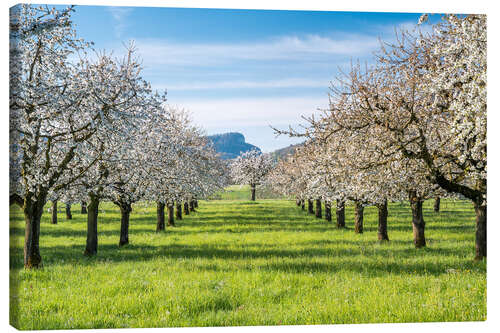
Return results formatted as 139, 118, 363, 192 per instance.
81, 201, 87, 214
434, 197, 440, 212
308, 199, 314, 214
336, 200, 345, 228
354, 201, 364, 234
10, 193, 24, 207
119, 203, 132, 246
296, 198, 301, 206
84, 194, 99, 256
315, 199, 322, 218
189, 200, 195, 212
156, 201, 165, 232
409, 191, 426, 248
377, 200, 389, 241
167, 202, 175, 227
51, 200, 58, 224
325, 201, 332, 222
473, 200, 486, 260
301, 199, 305, 210
65, 203, 72, 220
23, 197, 45, 269
176, 202, 182, 220
184, 202, 190, 215
194, 200, 198, 208
251, 183, 256, 201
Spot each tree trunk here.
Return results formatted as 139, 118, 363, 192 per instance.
251, 183, 256, 201
194, 200, 198, 208
176, 202, 182, 220
315, 199, 322, 218
65, 203, 72, 220
409, 191, 426, 248
377, 200, 389, 241
10, 193, 24, 207
81, 201, 87, 214
296, 198, 301, 206
325, 201, 332, 222
308, 199, 314, 214
84, 194, 99, 256
119, 203, 132, 246
336, 200, 345, 228
189, 200, 195, 212
184, 202, 190, 215
354, 201, 364, 234
301, 199, 305, 211
473, 200, 486, 260
23, 197, 44, 269
434, 197, 440, 212
167, 202, 175, 227
51, 200, 58, 224
156, 201, 165, 232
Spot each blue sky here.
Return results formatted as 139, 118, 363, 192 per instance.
65, 5, 433, 152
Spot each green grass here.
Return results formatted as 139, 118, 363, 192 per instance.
9, 189, 486, 329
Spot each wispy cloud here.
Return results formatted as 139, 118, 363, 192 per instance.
169, 96, 330, 128
132, 33, 381, 67
107, 7, 133, 39
374, 20, 436, 39
157, 77, 333, 91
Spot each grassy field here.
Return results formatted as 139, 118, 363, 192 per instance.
9, 187, 486, 329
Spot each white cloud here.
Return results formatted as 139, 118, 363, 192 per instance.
131, 33, 381, 66
156, 77, 333, 91
375, 20, 435, 39
169, 96, 330, 128
107, 7, 133, 38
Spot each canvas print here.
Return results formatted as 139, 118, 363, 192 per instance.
9, 3, 486, 330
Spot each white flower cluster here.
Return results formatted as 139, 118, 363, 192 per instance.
10, 5, 227, 223
268, 14, 485, 208
230, 149, 275, 188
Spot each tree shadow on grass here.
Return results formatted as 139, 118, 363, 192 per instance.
9, 240, 484, 277
10, 200, 481, 277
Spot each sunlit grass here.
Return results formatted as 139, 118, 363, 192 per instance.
9, 191, 486, 329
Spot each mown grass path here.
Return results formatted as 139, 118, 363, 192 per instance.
9, 197, 486, 329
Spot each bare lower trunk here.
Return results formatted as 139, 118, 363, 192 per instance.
189, 200, 195, 212
308, 199, 314, 214
176, 202, 182, 220
354, 201, 364, 234
251, 183, 256, 201
296, 198, 301, 206
23, 197, 45, 269
194, 200, 198, 208
184, 202, 190, 215
377, 200, 389, 241
84, 194, 99, 256
167, 202, 175, 227
119, 203, 132, 246
409, 191, 426, 248
51, 200, 57, 224
156, 201, 165, 232
325, 201, 332, 222
336, 200, 345, 228
65, 203, 72, 220
81, 201, 87, 214
434, 197, 440, 212
473, 200, 486, 260
315, 199, 322, 218
301, 199, 305, 211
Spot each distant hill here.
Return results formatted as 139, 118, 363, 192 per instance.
270, 142, 304, 161
207, 132, 261, 160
